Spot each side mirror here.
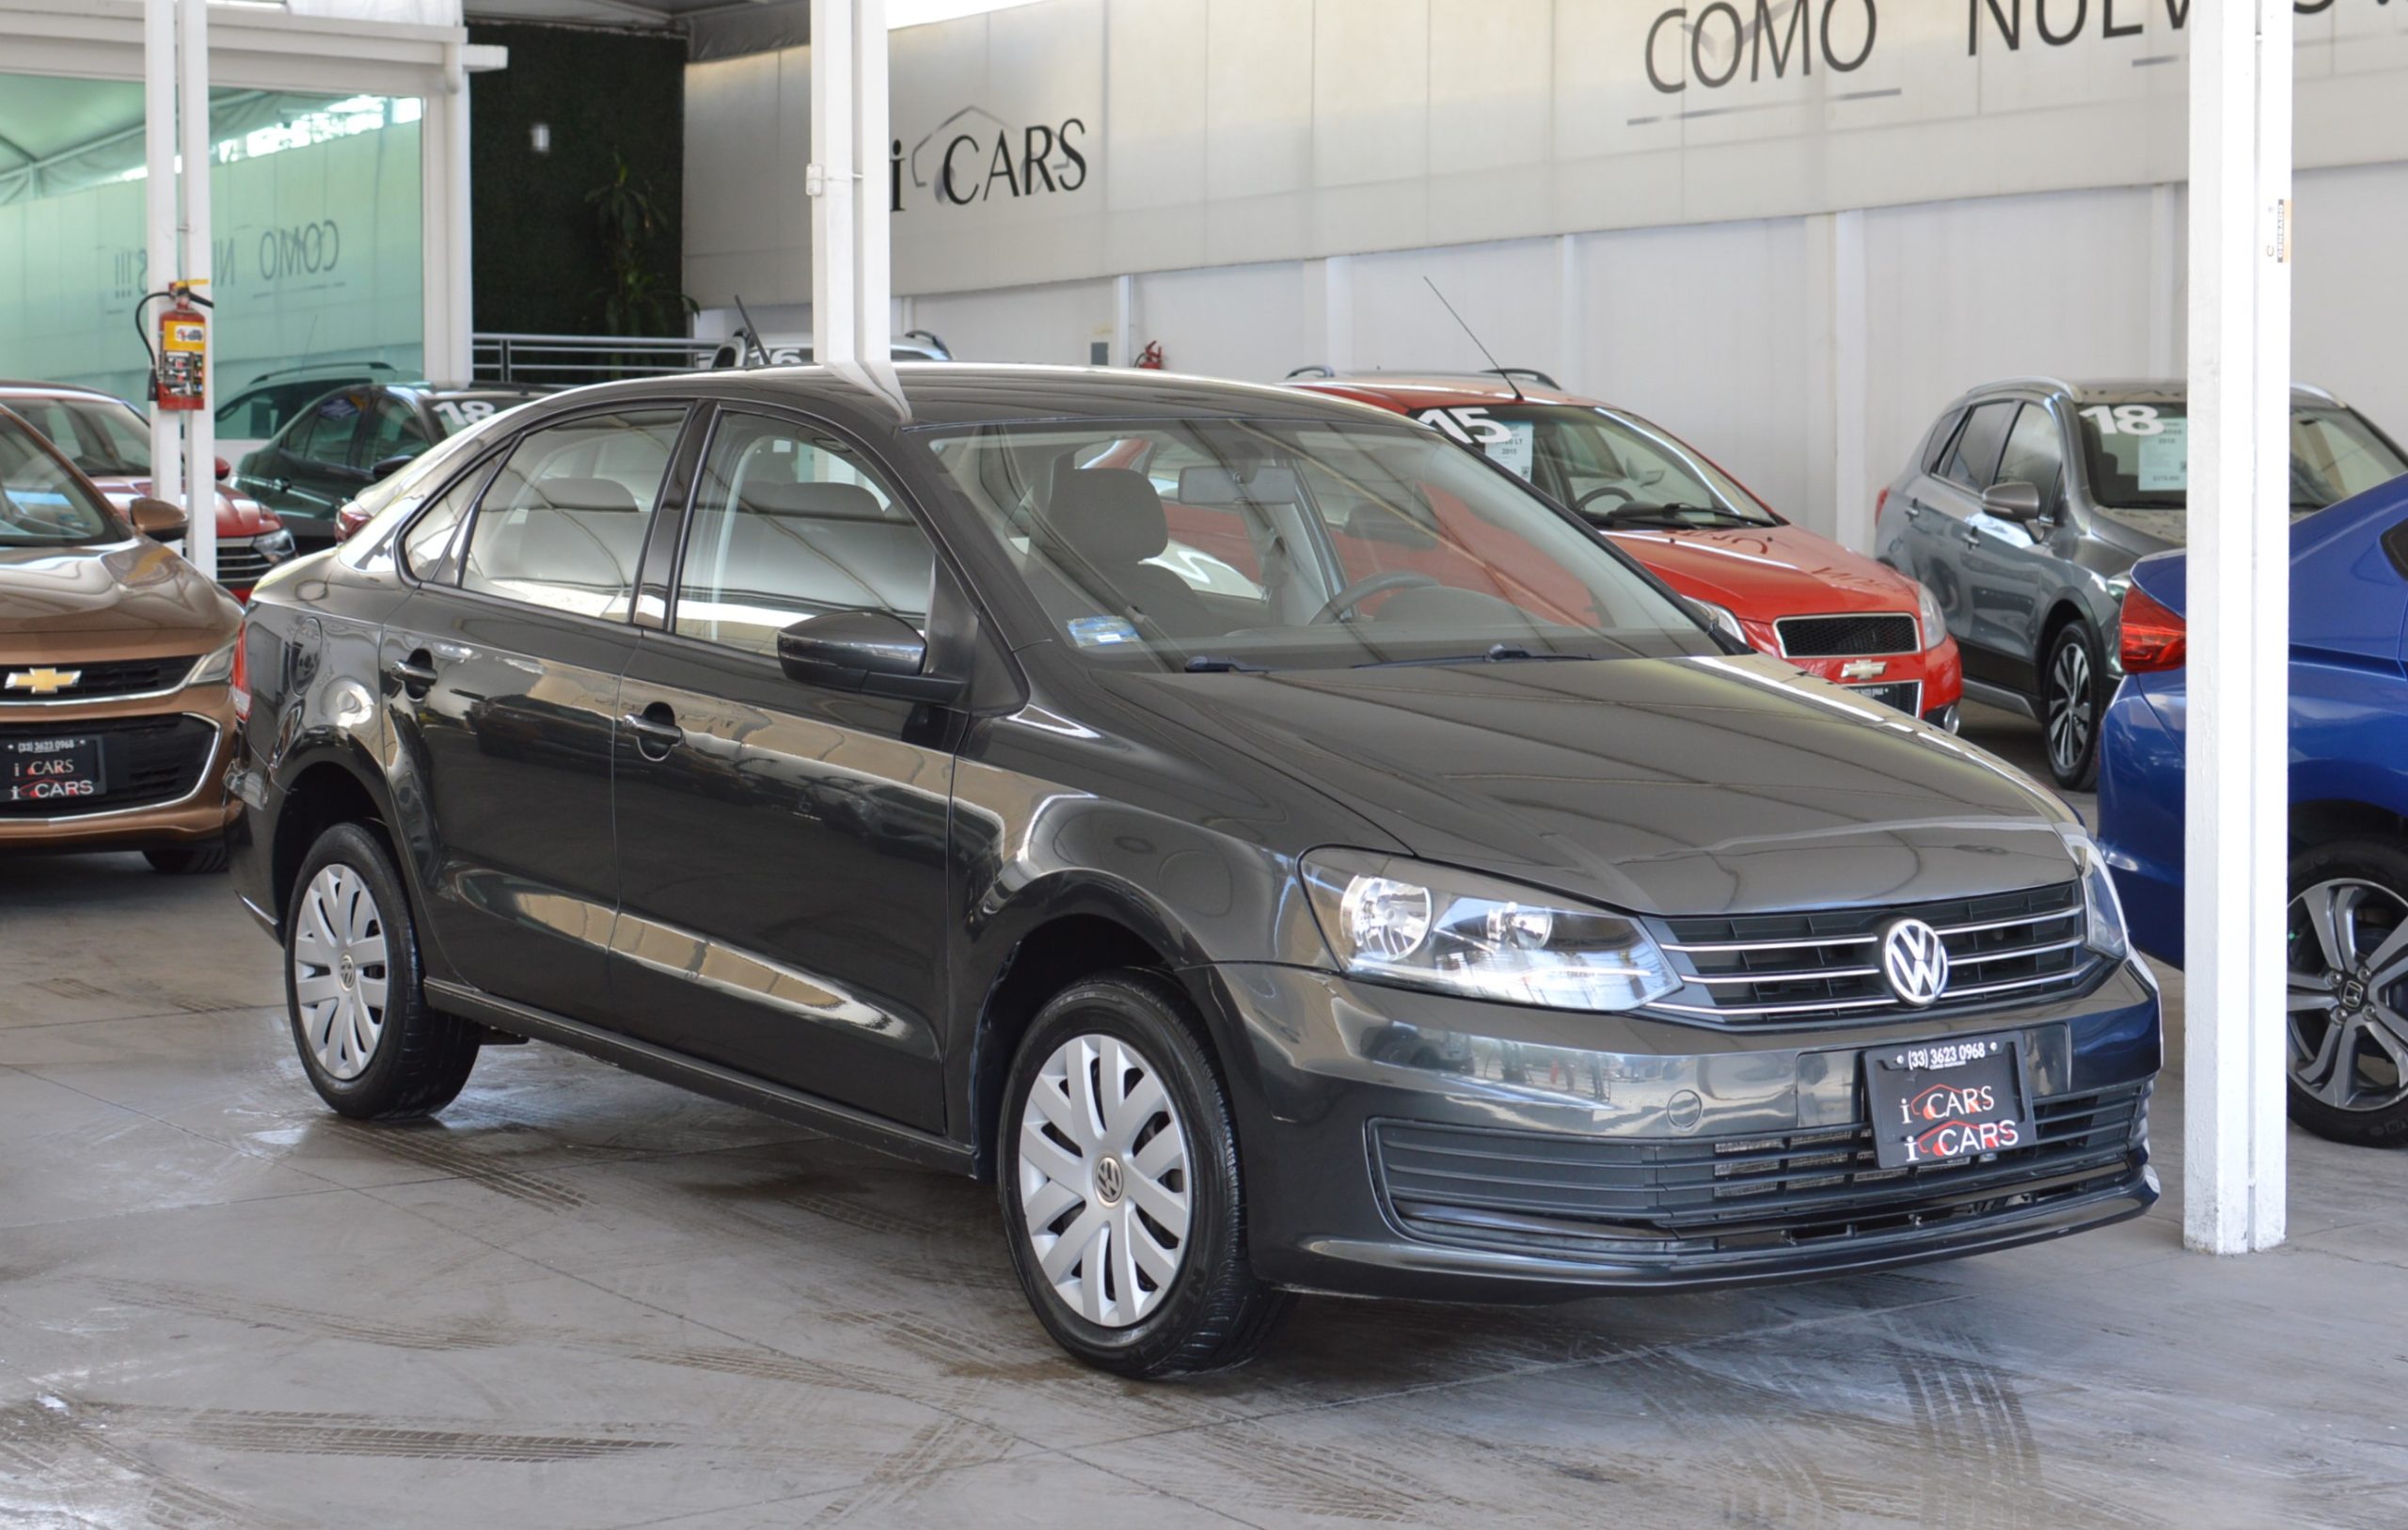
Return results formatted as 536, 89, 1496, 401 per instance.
128, 497, 188, 541
1980, 480, 2047, 522
370, 454, 416, 482
776, 610, 962, 702
214, 457, 230, 481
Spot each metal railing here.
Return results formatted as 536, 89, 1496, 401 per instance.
472, 332, 715, 387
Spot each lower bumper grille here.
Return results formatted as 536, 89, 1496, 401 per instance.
0, 714, 218, 817
1373, 1082, 2147, 1259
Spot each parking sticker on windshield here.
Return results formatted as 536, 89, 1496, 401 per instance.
1066, 615, 1141, 648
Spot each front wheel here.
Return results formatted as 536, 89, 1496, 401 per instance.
998, 972, 1291, 1377
2285, 841, 2408, 1147
2042, 621, 2105, 791
285, 822, 480, 1120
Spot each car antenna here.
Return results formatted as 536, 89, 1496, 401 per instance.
732, 293, 771, 368
1424, 276, 1524, 402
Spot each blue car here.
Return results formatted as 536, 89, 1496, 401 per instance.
2098, 479, 2408, 1147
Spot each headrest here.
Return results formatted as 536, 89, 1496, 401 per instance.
533, 476, 640, 513
1038, 468, 1167, 565
741, 480, 889, 521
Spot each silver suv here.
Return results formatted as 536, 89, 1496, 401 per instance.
1876, 377, 2407, 789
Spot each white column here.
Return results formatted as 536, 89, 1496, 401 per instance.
1555, 233, 1582, 397
143, 0, 181, 516
1323, 255, 1355, 375
1113, 274, 1134, 368
1830, 209, 1871, 554
809, 0, 890, 368
2185, 0, 2292, 1254
428, 43, 474, 384
2148, 182, 2182, 378
177, 0, 214, 579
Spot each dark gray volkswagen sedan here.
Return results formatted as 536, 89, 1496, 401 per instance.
228, 366, 2162, 1375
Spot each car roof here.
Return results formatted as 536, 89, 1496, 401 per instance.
0, 381, 128, 403
388, 384, 547, 403
1956, 376, 2345, 407
1290, 373, 1614, 412
514, 363, 1420, 432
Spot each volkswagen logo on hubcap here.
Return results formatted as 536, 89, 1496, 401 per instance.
1879, 918, 1950, 1007
1093, 1155, 1125, 1206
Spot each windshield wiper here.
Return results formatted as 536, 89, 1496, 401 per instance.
1598, 502, 1751, 528
1182, 655, 1273, 673
1353, 643, 1599, 670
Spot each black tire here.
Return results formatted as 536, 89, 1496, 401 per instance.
2042, 620, 2105, 792
284, 822, 479, 1120
145, 839, 230, 875
997, 970, 1292, 1378
2285, 839, 2408, 1148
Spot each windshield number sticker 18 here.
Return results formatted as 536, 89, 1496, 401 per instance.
2078, 403, 2164, 436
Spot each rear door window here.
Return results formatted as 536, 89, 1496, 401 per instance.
1992, 403, 2065, 503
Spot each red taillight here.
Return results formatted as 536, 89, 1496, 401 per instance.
230, 617, 251, 723
2118, 582, 2186, 673
1876, 486, 1890, 520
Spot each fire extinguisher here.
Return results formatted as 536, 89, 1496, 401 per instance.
138, 282, 213, 412
1134, 340, 1164, 370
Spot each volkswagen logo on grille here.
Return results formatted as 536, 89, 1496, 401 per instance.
1879, 918, 1951, 1006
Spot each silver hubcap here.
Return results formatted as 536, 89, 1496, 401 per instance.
1016, 1033, 1193, 1329
293, 863, 390, 1081
2287, 878, 2408, 1113
2047, 638, 2093, 776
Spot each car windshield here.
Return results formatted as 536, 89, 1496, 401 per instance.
10, 396, 151, 477
1402, 402, 1776, 528
917, 418, 1719, 671
2074, 400, 2408, 512
0, 417, 126, 547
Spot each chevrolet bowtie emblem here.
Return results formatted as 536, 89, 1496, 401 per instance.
4, 668, 83, 696
1839, 658, 1887, 681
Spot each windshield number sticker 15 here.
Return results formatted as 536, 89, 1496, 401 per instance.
1414, 406, 1513, 446
2078, 403, 2164, 436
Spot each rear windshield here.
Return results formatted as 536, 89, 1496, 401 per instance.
2075, 401, 2408, 512
0, 416, 126, 547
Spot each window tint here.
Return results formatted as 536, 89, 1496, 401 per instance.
1922, 408, 1968, 474
1942, 402, 2016, 490
294, 392, 367, 465
2291, 408, 2408, 508
1992, 403, 2064, 502
401, 461, 489, 583
359, 395, 430, 470
461, 409, 686, 620
673, 412, 936, 654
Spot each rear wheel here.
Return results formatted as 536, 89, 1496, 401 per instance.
2042, 621, 2104, 791
145, 839, 230, 875
2285, 841, 2408, 1147
285, 822, 480, 1120
998, 971, 1291, 1377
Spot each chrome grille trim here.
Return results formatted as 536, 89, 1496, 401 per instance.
1662, 907, 2079, 955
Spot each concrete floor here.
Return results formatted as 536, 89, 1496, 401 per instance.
4, 707, 2404, 1529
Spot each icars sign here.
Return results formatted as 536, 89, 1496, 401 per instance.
892, 105, 1090, 211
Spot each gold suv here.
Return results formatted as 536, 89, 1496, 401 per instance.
0, 404, 242, 873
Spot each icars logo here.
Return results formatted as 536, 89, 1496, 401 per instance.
1879, 917, 1950, 1006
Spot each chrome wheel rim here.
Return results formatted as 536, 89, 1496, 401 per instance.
1016, 1033, 1193, 1329
292, 863, 390, 1081
2287, 877, 2408, 1114
2047, 638, 2093, 777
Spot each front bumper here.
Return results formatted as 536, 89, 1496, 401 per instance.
1207, 959, 2161, 1301
1782, 635, 1967, 725
0, 689, 239, 854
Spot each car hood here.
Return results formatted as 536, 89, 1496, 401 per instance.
86, 475, 282, 537
1602, 523, 1918, 615
1109, 652, 2076, 917
0, 539, 239, 640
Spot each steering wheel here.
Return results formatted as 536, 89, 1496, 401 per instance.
1308, 571, 1442, 624
1572, 484, 1639, 514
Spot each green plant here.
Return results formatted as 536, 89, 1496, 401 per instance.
586, 150, 695, 337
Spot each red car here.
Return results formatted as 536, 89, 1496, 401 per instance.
0, 382, 296, 601
1292, 373, 1963, 728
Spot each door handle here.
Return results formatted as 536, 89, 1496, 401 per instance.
388, 652, 438, 698
622, 705, 684, 759
1902, 499, 1924, 520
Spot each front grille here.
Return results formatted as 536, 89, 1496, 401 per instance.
1846, 680, 1922, 716
1647, 881, 2095, 1025
0, 715, 217, 816
215, 540, 277, 587
1777, 612, 1918, 657
2, 655, 198, 701
1372, 1082, 2147, 1260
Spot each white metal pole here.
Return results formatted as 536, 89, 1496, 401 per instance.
2185, 0, 2292, 1254
177, 0, 215, 580
436, 42, 474, 383
143, 0, 182, 518
1831, 209, 1871, 554
853, 0, 890, 365
809, 0, 858, 367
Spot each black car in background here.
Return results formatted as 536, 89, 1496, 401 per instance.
235, 382, 543, 545
230, 367, 2162, 1376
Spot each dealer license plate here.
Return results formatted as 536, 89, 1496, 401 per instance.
1864, 1033, 2032, 1169
3, 734, 105, 806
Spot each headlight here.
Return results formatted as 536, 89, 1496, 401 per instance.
1300, 850, 1679, 1012
186, 639, 237, 687
258, 529, 295, 560
1914, 581, 1946, 650
1686, 597, 1749, 650
2057, 825, 2129, 960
